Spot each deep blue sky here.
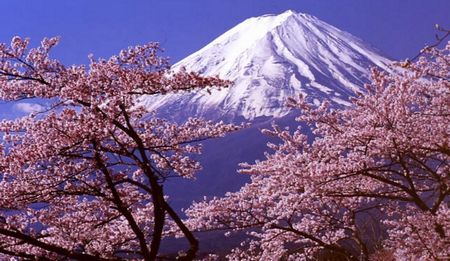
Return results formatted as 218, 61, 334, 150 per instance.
0, 0, 448, 63
0, 0, 449, 118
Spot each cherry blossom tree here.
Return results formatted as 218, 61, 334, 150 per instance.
186, 43, 450, 260
0, 37, 239, 260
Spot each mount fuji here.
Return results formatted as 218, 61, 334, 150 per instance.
142, 10, 391, 121
156, 10, 393, 255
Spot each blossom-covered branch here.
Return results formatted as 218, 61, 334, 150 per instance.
0, 37, 240, 260
186, 42, 450, 260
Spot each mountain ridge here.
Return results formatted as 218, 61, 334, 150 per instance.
141, 10, 391, 120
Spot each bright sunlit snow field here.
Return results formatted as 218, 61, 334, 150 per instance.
142, 11, 391, 121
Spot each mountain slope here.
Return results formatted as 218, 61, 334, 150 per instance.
141, 10, 391, 120
155, 11, 393, 255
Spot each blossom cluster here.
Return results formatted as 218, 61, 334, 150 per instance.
186, 42, 450, 260
0, 37, 239, 259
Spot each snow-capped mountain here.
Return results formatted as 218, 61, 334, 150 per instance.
142, 10, 391, 120
156, 11, 393, 253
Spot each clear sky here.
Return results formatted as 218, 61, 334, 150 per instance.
0, 0, 448, 63
0, 0, 449, 117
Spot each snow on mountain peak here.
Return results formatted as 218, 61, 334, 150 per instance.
142, 10, 392, 121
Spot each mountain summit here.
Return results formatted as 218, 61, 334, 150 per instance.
142, 10, 391, 120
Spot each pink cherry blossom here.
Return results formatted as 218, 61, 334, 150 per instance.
0, 37, 239, 260
186, 42, 450, 260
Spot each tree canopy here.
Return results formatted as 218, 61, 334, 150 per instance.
0, 37, 239, 260
187, 42, 450, 260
